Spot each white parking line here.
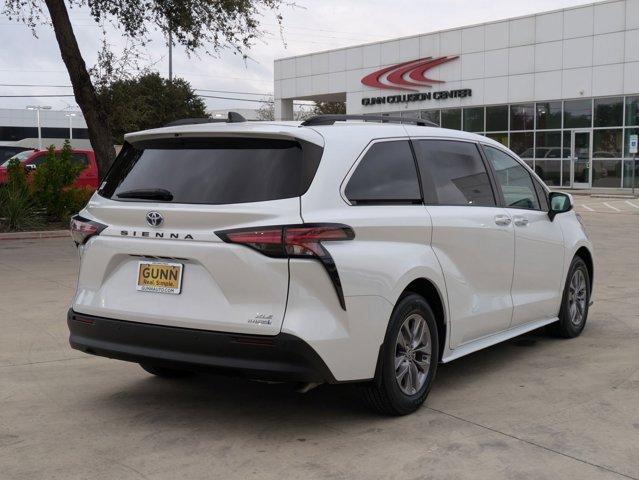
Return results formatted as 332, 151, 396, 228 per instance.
581, 205, 595, 211
603, 202, 621, 211
625, 200, 639, 209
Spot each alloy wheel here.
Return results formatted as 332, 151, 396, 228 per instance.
394, 313, 432, 395
568, 269, 587, 327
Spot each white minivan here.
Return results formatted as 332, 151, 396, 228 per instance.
69, 114, 594, 415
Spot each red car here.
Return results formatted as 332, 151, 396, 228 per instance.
0, 148, 99, 189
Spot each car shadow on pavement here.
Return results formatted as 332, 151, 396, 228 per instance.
85, 328, 561, 430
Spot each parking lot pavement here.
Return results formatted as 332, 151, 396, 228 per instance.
1, 212, 638, 480
574, 198, 639, 214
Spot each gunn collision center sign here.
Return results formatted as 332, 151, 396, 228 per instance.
361, 56, 471, 106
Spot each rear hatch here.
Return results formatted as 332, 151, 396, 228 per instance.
73, 129, 323, 335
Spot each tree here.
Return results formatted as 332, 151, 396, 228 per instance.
97, 72, 208, 144
256, 96, 315, 121
312, 101, 346, 115
3, 0, 285, 179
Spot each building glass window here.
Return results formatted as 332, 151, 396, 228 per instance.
592, 160, 622, 188
536, 102, 562, 129
486, 106, 508, 131
623, 159, 639, 188
594, 97, 623, 127
625, 128, 639, 157
510, 132, 534, 157
625, 96, 639, 126
486, 132, 508, 147
534, 160, 562, 187
421, 110, 440, 126
535, 131, 562, 158
441, 109, 461, 130
564, 99, 592, 128
593, 129, 622, 158
562, 131, 572, 158
510, 104, 534, 130
463, 107, 484, 132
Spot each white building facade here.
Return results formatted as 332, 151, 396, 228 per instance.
0, 108, 88, 143
274, 0, 639, 189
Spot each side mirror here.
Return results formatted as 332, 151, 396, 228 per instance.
548, 192, 573, 221
24, 164, 36, 173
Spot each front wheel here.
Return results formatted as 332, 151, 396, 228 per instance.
551, 256, 590, 338
362, 293, 439, 415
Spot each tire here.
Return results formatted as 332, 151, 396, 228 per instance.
140, 363, 192, 379
551, 256, 590, 338
362, 293, 439, 416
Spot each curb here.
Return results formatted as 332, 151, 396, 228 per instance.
0, 230, 69, 241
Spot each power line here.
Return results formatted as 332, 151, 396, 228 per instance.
0, 94, 76, 98
0, 83, 273, 97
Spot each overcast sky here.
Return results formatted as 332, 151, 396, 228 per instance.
0, 0, 606, 112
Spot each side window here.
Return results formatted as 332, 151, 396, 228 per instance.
345, 140, 421, 204
72, 153, 89, 167
533, 178, 549, 211
415, 140, 496, 206
483, 146, 540, 210
30, 154, 47, 167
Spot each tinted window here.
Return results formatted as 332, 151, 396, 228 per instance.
484, 146, 540, 210
72, 153, 89, 167
416, 140, 495, 206
345, 141, 421, 203
101, 137, 322, 205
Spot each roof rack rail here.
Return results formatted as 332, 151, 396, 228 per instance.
164, 111, 247, 127
300, 114, 438, 128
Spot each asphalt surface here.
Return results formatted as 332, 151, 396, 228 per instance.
1, 210, 638, 480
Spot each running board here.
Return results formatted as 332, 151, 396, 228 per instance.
441, 317, 559, 363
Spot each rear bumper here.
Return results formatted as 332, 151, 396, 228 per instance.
67, 310, 336, 383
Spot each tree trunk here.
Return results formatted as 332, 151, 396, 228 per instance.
44, 0, 116, 179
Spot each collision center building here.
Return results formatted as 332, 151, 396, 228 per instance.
274, 0, 639, 189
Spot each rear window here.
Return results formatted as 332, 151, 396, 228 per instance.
100, 137, 322, 205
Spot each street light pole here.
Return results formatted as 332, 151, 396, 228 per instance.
65, 113, 77, 141
26, 105, 52, 150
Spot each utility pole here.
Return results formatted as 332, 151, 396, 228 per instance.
168, 29, 173, 82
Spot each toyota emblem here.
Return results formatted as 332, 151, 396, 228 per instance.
146, 211, 164, 228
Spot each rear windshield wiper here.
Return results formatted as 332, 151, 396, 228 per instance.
116, 188, 174, 201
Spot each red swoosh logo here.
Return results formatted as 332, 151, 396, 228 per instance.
361, 56, 459, 92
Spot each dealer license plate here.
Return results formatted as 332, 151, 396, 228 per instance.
136, 261, 183, 294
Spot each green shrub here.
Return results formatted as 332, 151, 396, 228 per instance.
31, 141, 83, 221
0, 159, 43, 231
64, 187, 94, 216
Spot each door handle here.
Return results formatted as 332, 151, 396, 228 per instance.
513, 217, 529, 227
494, 215, 512, 226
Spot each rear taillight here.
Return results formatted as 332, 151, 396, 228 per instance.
70, 215, 107, 246
217, 224, 355, 310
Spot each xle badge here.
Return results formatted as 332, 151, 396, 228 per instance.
248, 313, 273, 325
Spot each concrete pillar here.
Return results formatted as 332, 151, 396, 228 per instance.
275, 98, 294, 121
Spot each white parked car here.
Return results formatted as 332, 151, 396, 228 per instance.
69, 114, 594, 415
